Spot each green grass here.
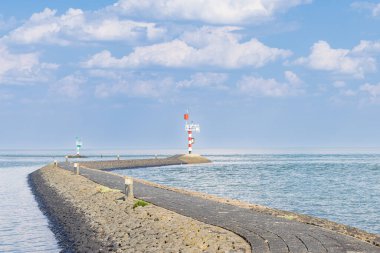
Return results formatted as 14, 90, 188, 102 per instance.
133, 200, 149, 209
279, 215, 296, 220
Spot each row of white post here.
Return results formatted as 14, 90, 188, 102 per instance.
62, 155, 121, 162
53, 160, 133, 200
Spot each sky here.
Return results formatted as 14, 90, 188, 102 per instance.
1, 0, 380, 151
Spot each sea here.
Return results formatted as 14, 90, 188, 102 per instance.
0, 149, 379, 252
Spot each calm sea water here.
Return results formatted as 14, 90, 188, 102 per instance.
0, 154, 60, 253
0, 151, 379, 252
115, 154, 380, 235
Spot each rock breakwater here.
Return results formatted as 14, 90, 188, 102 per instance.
78, 154, 211, 171
29, 165, 250, 252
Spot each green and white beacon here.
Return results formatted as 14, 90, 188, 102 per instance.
76, 137, 83, 155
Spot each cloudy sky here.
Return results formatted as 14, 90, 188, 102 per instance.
1, 0, 380, 150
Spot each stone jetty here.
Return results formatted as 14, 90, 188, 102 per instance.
79, 154, 211, 171
67, 154, 88, 159
29, 165, 249, 252
30, 155, 380, 253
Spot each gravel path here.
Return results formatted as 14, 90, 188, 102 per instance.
29, 165, 250, 252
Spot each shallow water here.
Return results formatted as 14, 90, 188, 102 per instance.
115, 154, 380, 235
0, 156, 60, 253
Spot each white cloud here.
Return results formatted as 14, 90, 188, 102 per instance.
176, 72, 228, 89
360, 82, 380, 101
95, 77, 173, 98
90, 70, 230, 99
31, 7, 57, 21
6, 8, 165, 45
89, 69, 303, 99
82, 19, 164, 41
333, 81, 346, 88
237, 71, 303, 97
341, 89, 356, 97
375, 4, 380, 16
8, 8, 65, 44
51, 75, 86, 98
0, 43, 57, 84
112, 0, 311, 24
84, 26, 291, 69
284, 70, 302, 85
0, 91, 13, 101
0, 45, 37, 76
294, 40, 376, 78
352, 40, 380, 55
87, 69, 121, 80
180, 26, 242, 47
351, 2, 380, 17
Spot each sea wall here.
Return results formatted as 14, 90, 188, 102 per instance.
29, 165, 250, 253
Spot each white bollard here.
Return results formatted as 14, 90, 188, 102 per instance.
124, 177, 134, 200
74, 163, 79, 175
54, 160, 58, 167
117, 155, 120, 161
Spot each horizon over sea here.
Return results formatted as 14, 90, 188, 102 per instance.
0, 148, 379, 252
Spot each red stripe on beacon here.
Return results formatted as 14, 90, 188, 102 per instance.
184, 111, 200, 154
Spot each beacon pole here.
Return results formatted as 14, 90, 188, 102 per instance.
184, 111, 200, 155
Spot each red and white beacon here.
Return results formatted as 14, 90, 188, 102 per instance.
184, 111, 200, 154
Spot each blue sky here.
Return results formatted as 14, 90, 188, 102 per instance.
1, 0, 380, 150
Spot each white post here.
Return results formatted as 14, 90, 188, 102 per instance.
54, 160, 58, 167
74, 163, 79, 175
124, 177, 134, 200
117, 155, 120, 161
65, 156, 69, 163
